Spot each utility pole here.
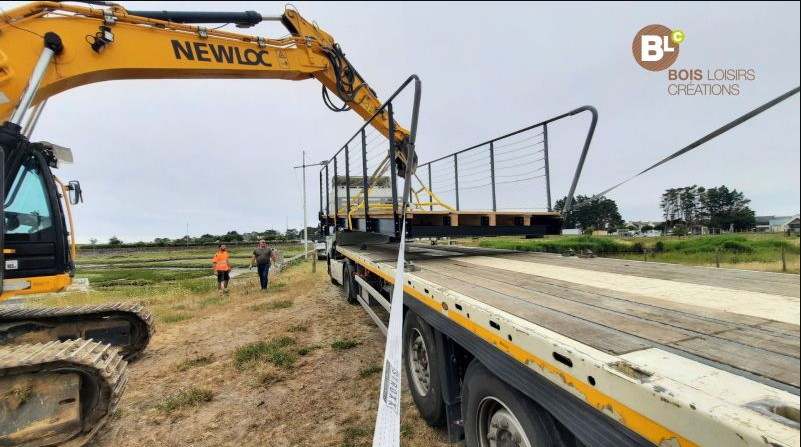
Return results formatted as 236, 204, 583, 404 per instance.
294, 152, 327, 261
302, 151, 308, 259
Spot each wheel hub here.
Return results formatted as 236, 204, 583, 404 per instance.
408, 328, 431, 396
478, 398, 532, 447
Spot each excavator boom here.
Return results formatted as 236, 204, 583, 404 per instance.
0, 2, 407, 142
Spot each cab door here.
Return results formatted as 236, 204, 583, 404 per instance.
4, 148, 71, 281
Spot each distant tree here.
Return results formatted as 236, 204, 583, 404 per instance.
263, 229, 282, 240
660, 188, 680, 225
678, 185, 700, 225
221, 231, 244, 242
626, 225, 637, 231
89, 238, 98, 247
641, 224, 654, 232
304, 226, 321, 241
698, 186, 755, 230
285, 228, 300, 240
661, 185, 755, 231
554, 195, 624, 230
153, 237, 170, 247
673, 224, 689, 237
108, 236, 122, 246
195, 234, 217, 244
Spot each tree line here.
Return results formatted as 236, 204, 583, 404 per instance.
555, 184, 756, 233
92, 226, 322, 247
659, 185, 755, 231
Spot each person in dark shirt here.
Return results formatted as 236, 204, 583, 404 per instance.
251, 239, 278, 290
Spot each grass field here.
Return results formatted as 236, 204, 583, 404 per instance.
26, 249, 447, 447
474, 233, 800, 273
77, 245, 305, 268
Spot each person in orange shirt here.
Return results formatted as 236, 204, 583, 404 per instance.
213, 243, 232, 293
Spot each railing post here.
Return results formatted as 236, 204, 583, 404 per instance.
428, 163, 433, 211
333, 156, 339, 228
325, 164, 330, 231
454, 154, 460, 211
543, 123, 553, 212
361, 129, 370, 227
345, 144, 350, 221
489, 142, 497, 212
388, 103, 400, 238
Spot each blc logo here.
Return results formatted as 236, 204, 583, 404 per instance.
632, 24, 684, 71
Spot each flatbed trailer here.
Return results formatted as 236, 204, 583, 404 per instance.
328, 243, 800, 447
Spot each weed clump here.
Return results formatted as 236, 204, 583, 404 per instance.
234, 337, 297, 369
331, 340, 359, 350
358, 364, 383, 378
160, 313, 191, 323
156, 387, 213, 413
248, 300, 294, 311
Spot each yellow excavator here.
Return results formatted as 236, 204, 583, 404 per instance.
0, 2, 416, 445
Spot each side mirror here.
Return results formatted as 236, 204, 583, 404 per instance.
68, 180, 83, 205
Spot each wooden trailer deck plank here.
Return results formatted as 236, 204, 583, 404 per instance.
416, 260, 800, 385
449, 256, 800, 324
499, 253, 801, 297
713, 328, 800, 358
416, 266, 694, 345
425, 260, 741, 335
348, 243, 800, 389
670, 337, 799, 388
426, 245, 801, 294
411, 269, 649, 355
425, 259, 800, 353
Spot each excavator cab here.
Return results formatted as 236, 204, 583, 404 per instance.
3, 137, 74, 291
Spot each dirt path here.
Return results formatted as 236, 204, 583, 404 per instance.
90, 265, 451, 447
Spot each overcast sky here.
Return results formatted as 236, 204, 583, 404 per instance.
3, 1, 799, 242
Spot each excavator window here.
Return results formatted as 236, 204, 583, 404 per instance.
4, 155, 53, 235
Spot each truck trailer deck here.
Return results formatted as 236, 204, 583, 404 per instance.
331, 242, 800, 447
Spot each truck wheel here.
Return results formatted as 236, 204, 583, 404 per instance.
343, 263, 358, 305
328, 258, 339, 285
463, 360, 561, 447
402, 312, 445, 427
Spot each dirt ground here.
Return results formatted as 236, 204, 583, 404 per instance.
89, 263, 452, 447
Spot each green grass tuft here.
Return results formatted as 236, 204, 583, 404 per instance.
331, 340, 360, 350
233, 337, 297, 369
248, 299, 294, 311
358, 364, 383, 378
297, 345, 321, 356
156, 387, 213, 413
160, 313, 192, 323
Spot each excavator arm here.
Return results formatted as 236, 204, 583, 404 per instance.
0, 1, 408, 143
0, 1, 417, 299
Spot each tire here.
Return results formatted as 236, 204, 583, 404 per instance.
402, 311, 445, 427
328, 258, 340, 285
463, 360, 563, 447
343, 263, 358, 305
